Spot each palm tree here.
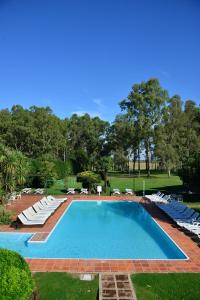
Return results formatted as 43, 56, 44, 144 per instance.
0, 144, 29, 199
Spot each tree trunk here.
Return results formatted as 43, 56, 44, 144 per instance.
168, 168, 171, 177
138, 146, 140, 177
145, 140, 151, 177
104, 172, 107, 193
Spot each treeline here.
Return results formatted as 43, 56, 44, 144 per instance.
0, 78, 200, 190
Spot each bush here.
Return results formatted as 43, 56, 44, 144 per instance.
27, 158, 56, 188
77, 171, 101, 192
0, 249, 34, 300
0, 206, 11, 224
54, 159, 73, 178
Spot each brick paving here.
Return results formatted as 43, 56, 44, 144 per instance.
0, 195, 200, 273
99, 273, 137, 300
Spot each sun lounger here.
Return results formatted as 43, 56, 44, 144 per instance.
34, 201, 55, 213
22, 209, 47, 222
22, 188, 32, 194
28, 206, 51, 218
18, 213, 45, 225
35, 188, 44, 194
113, 188, 121, 195
112, 188, 121, 195
47, 195, 67, 203
40, 198, 60, 210
33, 202, 54, 216
125, 189, 134, 195
67, 188, 75, 194
80, 188, 88, 194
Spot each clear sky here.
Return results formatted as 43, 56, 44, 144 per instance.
0, 0, 200, 121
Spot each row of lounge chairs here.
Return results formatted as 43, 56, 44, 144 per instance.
145, 191, 182, 204
67, 187, 134, 195
22, 188, 45, 194
112, 188, 134, 195
157, 201, 200, 237
17, 195, 67, 226
67, 188, 89, 194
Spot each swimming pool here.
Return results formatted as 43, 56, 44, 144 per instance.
0, 201, 187, 259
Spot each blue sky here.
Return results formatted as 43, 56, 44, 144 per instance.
0, 0, 200, 121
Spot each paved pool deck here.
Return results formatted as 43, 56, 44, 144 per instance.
0, 195, 200, 273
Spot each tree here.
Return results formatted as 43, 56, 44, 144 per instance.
96, 156, 112, 192
120, 78, 168, 176
154, 95, 183, 176
77, 171, 101, 192
67, 114, 109, 172
0, 144, 29, 195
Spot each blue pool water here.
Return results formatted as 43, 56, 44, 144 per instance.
0, 201, 187, 259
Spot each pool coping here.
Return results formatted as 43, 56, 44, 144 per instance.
0, 195, 200, 272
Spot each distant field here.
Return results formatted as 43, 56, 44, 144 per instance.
47, 173, 183, 195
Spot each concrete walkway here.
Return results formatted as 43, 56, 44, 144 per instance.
99, 273, 137, 300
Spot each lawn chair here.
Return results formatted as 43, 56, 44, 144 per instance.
112, 188, 121, 195
18, 213, 45, 225
22, 188, 32, 194
35, 188, 44, 194
125, 188, 134, 195
80, 188, 88, 194
67, 188, 75, 194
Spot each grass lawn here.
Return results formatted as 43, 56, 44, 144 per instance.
34, 273, 200, 300
34, 273, 99, 300
132, 273, 200, 300
48, 173, 183, 196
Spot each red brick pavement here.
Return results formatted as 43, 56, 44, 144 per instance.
1, 195, 200, 273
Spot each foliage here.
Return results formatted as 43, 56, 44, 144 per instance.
28, 157, 57, 188
0, 80, 199, 188
34, 272, 99, 300
120, 78, 168, 176
0, 143, 29, 193
54, 159, 74, 178
0, 206, 12, 224
179, 151, 200, 191
77, 171, 101, 192
96, 156, 112, 192
0, 249, 34, 300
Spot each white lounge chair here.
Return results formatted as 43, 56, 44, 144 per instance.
112, 188, 121, 195
47, 195, 67, 203
40, 198, 59, 209
22, 209, 47, 222
35, 188, 44, 194
22, 188, 32, 194
125, 189, 134, 195
67, 188, 75, 194
18, 213, 45, 225
33, 201, 55, 213
28, 206, 51, 218
80, 188, 88, 194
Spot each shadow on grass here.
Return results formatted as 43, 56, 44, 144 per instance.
136, 184, 185, 196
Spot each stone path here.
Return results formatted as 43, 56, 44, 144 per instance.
99, 273, 137, 300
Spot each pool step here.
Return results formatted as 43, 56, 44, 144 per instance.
28, 232, 49, 243
99, 273, 137, 300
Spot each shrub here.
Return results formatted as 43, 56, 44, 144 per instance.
77, 171, 101, 192
0, 249, 34, 300
27, 158, 56, 188
0, 206, 12, 224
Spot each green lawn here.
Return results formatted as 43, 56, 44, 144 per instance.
34, 273, 99, 300
47, 173, 183, 196
132, 273, 200, 300
34, 273, 200, 300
